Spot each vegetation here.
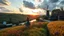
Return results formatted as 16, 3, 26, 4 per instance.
0, 13, 28, 24
0, 13, 64, 36
47, 21, 64, 36
0, 20, 64, 36
0, 22, 48, 36
40, 15, 48, 20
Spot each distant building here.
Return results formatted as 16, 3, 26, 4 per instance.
3, 21, 6, 25
46, 10, 50, 19
50, 7, 64, 21
46, 5, 50, 20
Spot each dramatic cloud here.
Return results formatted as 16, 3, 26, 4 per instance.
60, 1, 64, 5
19, 8, 23, 12
22, 0, 64, 11
0, 7, 11, 13
37, 0, 64, 11
49, 0, 59, 3
23, 1, 35, 9
0, 0, 5, 4
0, 0, 10, 5
37, 0, 49, 9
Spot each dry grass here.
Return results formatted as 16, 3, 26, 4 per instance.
30, 22, 48, 28
47, 21, 64, 36
0, 22, 48, 36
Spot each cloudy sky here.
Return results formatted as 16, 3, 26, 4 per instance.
0, 0, 64, 12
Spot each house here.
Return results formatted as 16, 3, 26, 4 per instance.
50, 7, 64, 21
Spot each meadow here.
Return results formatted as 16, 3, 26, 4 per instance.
0, 13, 64, 36
0, 21, 64, 36
0, 22, 48, 36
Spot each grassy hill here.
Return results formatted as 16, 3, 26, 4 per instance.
0, 13, 28, 23
0, 13, 40, 24
0, 22, 48, 36
0, 20, 64, 36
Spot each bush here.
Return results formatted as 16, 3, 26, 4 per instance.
47, 21, 64, 36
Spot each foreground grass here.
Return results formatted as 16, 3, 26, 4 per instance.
0, 20, 64, 36
0, 22, 48, 36
47, 21, 64, 36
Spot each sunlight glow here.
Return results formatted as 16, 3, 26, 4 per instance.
20, 4, 46, 15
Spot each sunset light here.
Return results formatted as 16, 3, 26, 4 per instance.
0, 0, 64, 36
22, 8, 46, 15
21, 4, 46, 15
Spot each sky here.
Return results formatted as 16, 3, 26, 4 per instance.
0, 0, 64, 14
8, 0, 64, 10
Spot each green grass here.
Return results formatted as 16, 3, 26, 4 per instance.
0, 22, 48, 36
0, 13, 28, 23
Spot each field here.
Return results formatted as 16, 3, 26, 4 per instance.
0, 22, 49, 36
0, 21, 64, 36
0, 13, 64, 36
47, 21, 64, 36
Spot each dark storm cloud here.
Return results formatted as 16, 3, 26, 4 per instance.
60, 1, 64, 5
38, 0, 49, 9
38, 0, 64, 11
49, 3, 57, 11
49, 0, 59, 3
23, 1, 35, 9
38, 0, 58, 11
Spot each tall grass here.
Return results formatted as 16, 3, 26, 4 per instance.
47, 21, 64, 36
0, 22, 48, 36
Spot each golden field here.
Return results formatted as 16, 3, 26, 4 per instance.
47, 21, 64, 36
0, 21, 64, 36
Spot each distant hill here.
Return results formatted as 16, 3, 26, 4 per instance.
0, 13, 28, 23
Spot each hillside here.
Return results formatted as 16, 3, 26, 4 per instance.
0, 22, 48, 36
0, 13, 28, 23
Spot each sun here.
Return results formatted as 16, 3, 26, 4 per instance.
32, 9, 38, 12
28, 14, 39, 19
